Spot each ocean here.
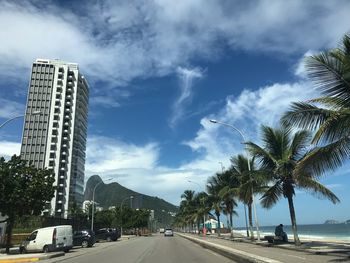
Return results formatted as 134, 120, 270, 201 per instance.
235, 224, 350, 242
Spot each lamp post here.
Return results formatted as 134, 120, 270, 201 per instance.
218, 162, 225, 173
187, 180, 207, 236
0, 110, 41, 129
120, 195, 134, 236
91, 178, 112, 231
209, 119, 260, 241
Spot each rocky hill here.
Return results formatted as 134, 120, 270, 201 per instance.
84, 175, 178, 226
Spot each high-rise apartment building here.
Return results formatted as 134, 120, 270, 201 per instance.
20, 59, 89, 218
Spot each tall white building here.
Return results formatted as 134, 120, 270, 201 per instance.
20, 59, 89, 218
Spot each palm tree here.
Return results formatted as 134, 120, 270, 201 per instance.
246, 125, 340, 245
229, 154, 265, 240
217, 170, 238, 238
282, 34, 350, 177
207, 175, 224, 236
180, 190, 196, 232
193, 191, 210, 234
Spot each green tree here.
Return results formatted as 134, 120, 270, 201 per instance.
246, 126, 339, 245
0, 155, 56, 253
207, 175, 224, 236
180, 190, 196, 232
216, 170, 238, 238
229, 155, 265, 240
282, 34, 350, 177
193, 191, 210, 233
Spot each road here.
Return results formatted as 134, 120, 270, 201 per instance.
46, 234, 234, 263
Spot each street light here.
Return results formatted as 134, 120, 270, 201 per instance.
0, 110, 41, 129
91, 178, 113, 231
218, 162, 225, 173
209, 119, 261, 241
120, 195, 134, 236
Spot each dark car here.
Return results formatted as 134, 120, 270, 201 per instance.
95, 228, 119, 242
73, 230, 95, 248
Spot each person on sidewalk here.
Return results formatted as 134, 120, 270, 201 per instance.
275, 224, 288, 242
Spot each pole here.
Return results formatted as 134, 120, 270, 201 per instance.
91, 178, 112, 231
91, 181, 102, 231
0, 111, 41, 130
209, 119, 260, 241
120, 196, 133, 237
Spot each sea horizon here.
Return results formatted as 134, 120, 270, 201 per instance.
234, 223, 350, 242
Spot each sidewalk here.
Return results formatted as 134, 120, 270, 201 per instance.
178, 233, 350, 263
0, 251, 64, 263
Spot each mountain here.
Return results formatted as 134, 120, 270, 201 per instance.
324, 220, 340, 224
84, 175, 178, 226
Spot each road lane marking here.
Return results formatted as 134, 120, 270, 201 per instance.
285, 254, 306, 260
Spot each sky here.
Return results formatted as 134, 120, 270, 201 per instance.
1, 0, 350, 227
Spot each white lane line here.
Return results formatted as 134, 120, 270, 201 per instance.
286, 254, 306, 260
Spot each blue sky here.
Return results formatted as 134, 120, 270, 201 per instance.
1, 0, 350, 227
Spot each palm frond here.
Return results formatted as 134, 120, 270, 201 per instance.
289, 130, 311, 160
312, 110, 350, 144
281, 102, 334, 130
305, 39, 350, 104
260, 182, 283, 209
245, 141, 276, 170
308, 96, 346, 109
297, 137, 350, 176
296, 177, 340, 204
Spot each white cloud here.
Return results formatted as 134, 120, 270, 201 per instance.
0, 98, 25, 119
0, 0, 349, 98
85, 135, 208, 204
169, 67, 204, 128
0, 141, 20, 158
182, 80, 319, 173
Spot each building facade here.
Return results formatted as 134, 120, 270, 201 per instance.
20, 59, 89, 218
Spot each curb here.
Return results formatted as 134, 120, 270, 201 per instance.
178, 233, 282, 263
0, 252, 64, 263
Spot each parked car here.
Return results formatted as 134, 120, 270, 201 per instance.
95, 228, 119, 242
164, 228, 173, 237
73, 230, 95, 248
20, 225, 73, 253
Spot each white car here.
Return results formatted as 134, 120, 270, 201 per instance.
20, 225, 73, 253
164, 228, 173, 237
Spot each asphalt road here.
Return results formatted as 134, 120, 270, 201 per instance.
46, 234, 235, 263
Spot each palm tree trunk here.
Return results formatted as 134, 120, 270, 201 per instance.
248, 204, 254, 240
216, 212, 221, 236
229, 211, 233, 238
287, 196, 301, 246
197, 219, 200, 235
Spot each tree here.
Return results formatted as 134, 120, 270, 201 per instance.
193, 191, 210, 233
282, 34, 350, 177
207, 175, 224, 236
0, 155, 56, 253
246, 126, 339, 245
216, 170, 238, 238
180, 190, 196, 232
229, 154, 266, 240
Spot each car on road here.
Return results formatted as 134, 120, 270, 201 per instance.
95, 228, 119, 242
159, 228, 165, 233
20, 225, 73, 253
73, 230, 95, 247
164, 228, 173, 237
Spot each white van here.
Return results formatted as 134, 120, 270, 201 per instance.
20, 225, 73, 253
